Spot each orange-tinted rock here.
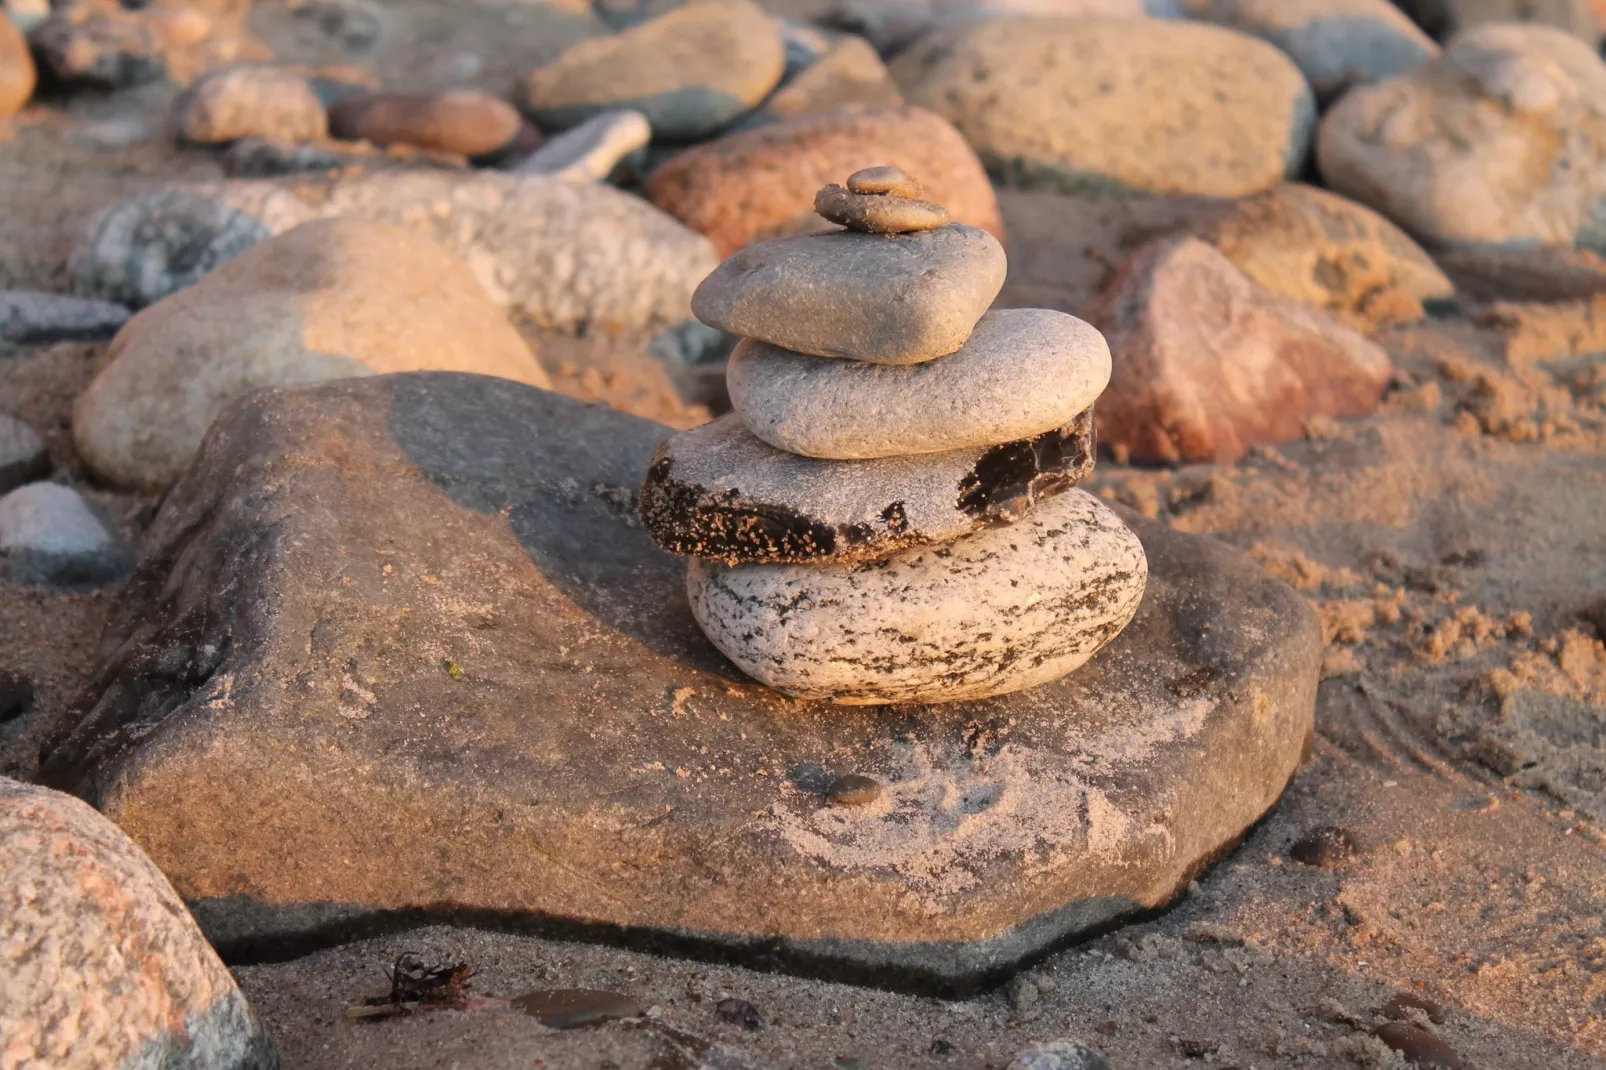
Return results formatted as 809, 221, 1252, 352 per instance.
329, 89, 527, 159
0, 13, 37, 117
644, 106, 1003, 256
1092, 235, 1393, 465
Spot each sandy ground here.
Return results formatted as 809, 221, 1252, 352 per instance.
5, 5, 1606, 1068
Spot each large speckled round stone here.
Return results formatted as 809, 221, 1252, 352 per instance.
727, 308, 1110, 459
640, 409, 1095, 565
692, 223, 1006, 364
687, 488, 1147, 704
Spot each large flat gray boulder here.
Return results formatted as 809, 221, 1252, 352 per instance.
42, 372, 1320, 991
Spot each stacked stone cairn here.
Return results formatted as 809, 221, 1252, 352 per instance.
639, 167, 1148, 705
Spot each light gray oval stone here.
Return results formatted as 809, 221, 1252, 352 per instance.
640, 409, 1095, 564
692, 223, 1007, 364
727, 308, 1111, 459
0, 482, 132, 586
687, 487, 1148, 705
512, 109, 651, 181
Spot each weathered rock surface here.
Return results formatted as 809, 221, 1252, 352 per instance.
1007, 1039, 1112, 1070
727, 309, 1110, 459
0, 778, 279, 1070
71, 171, 720, 329
1198, 183, 1455, 325
692, 223, 1006, 364
1318, 23, 1606, 250
74, 219, 549, 491
640, 409, 1096, 564
0, 289, 131, 345
833, 0, 1163, 55
891, 18, 1315, 198
689, 488, 1147, 704
744, 34, 902, 127
328, 89, 526, 158
41, 372, 1320, 989
175, 65, 329, 145
0, 10, 34, 117
513, 109, 651, 181
522, 0, 784, 140
1092, 236, 1394, 465
1189, 0, 1437, 101
0, 414, 48, 494
0, 482, 133, 586
645, 106, 1003, 255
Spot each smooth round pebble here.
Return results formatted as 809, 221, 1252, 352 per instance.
826, 773, 882, 806
727, 308, 1110, 459
847, 164, 921, 197
814, 184, 948, 233
692, 223, 1006, 364
687, 488, 1148, 705
328, 89, 524, 159
175, 65, 328, 145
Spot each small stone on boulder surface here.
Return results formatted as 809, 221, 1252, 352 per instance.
645, 105, 1003, 255
521, 0, 784, 141
814, 183, 948, 233
1318, 23, 1606, 251
329, 89, 526, 159
1092, 236, 1394, 465
0, 482, 132, 587
848, 164, 920, 197
0, 414, 49, 494
37, 372, 1320, 988
0, 290, 131, 345
692, 223, 1006, 364
175, 65, 329, 145
891, 17, 1314, 198
73, 218, 549, 491
726, 308, 1109, 459
641, 409, 1095, 564
0, 777, 279, 1070
826, 773, 882, 805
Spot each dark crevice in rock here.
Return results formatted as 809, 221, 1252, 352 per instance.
957, 407, 1096, 522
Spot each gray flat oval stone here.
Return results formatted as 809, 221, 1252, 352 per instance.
687, 488, 1148, 705
727, 308, 1111, 459
691, 223, 1007, 365
639, 409, 1095, 565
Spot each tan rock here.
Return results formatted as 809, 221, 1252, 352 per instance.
1092, 236, 1394, 465
0, 12, 35, 117
1318, 22, 1606, 250
892, 17, 1315, 198
848, 164, 919, 196
175, 64, 327, 144
753, 34, 903, 124
329, 89, 526, 159
813, 183, 948, 233
75, 219, 550, 490
1198, 183, 1455, 325
645, 105, 1003, 255
521, 0, 784, 140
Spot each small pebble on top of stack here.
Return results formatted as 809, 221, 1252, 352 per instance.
640, 167, 1148, 705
